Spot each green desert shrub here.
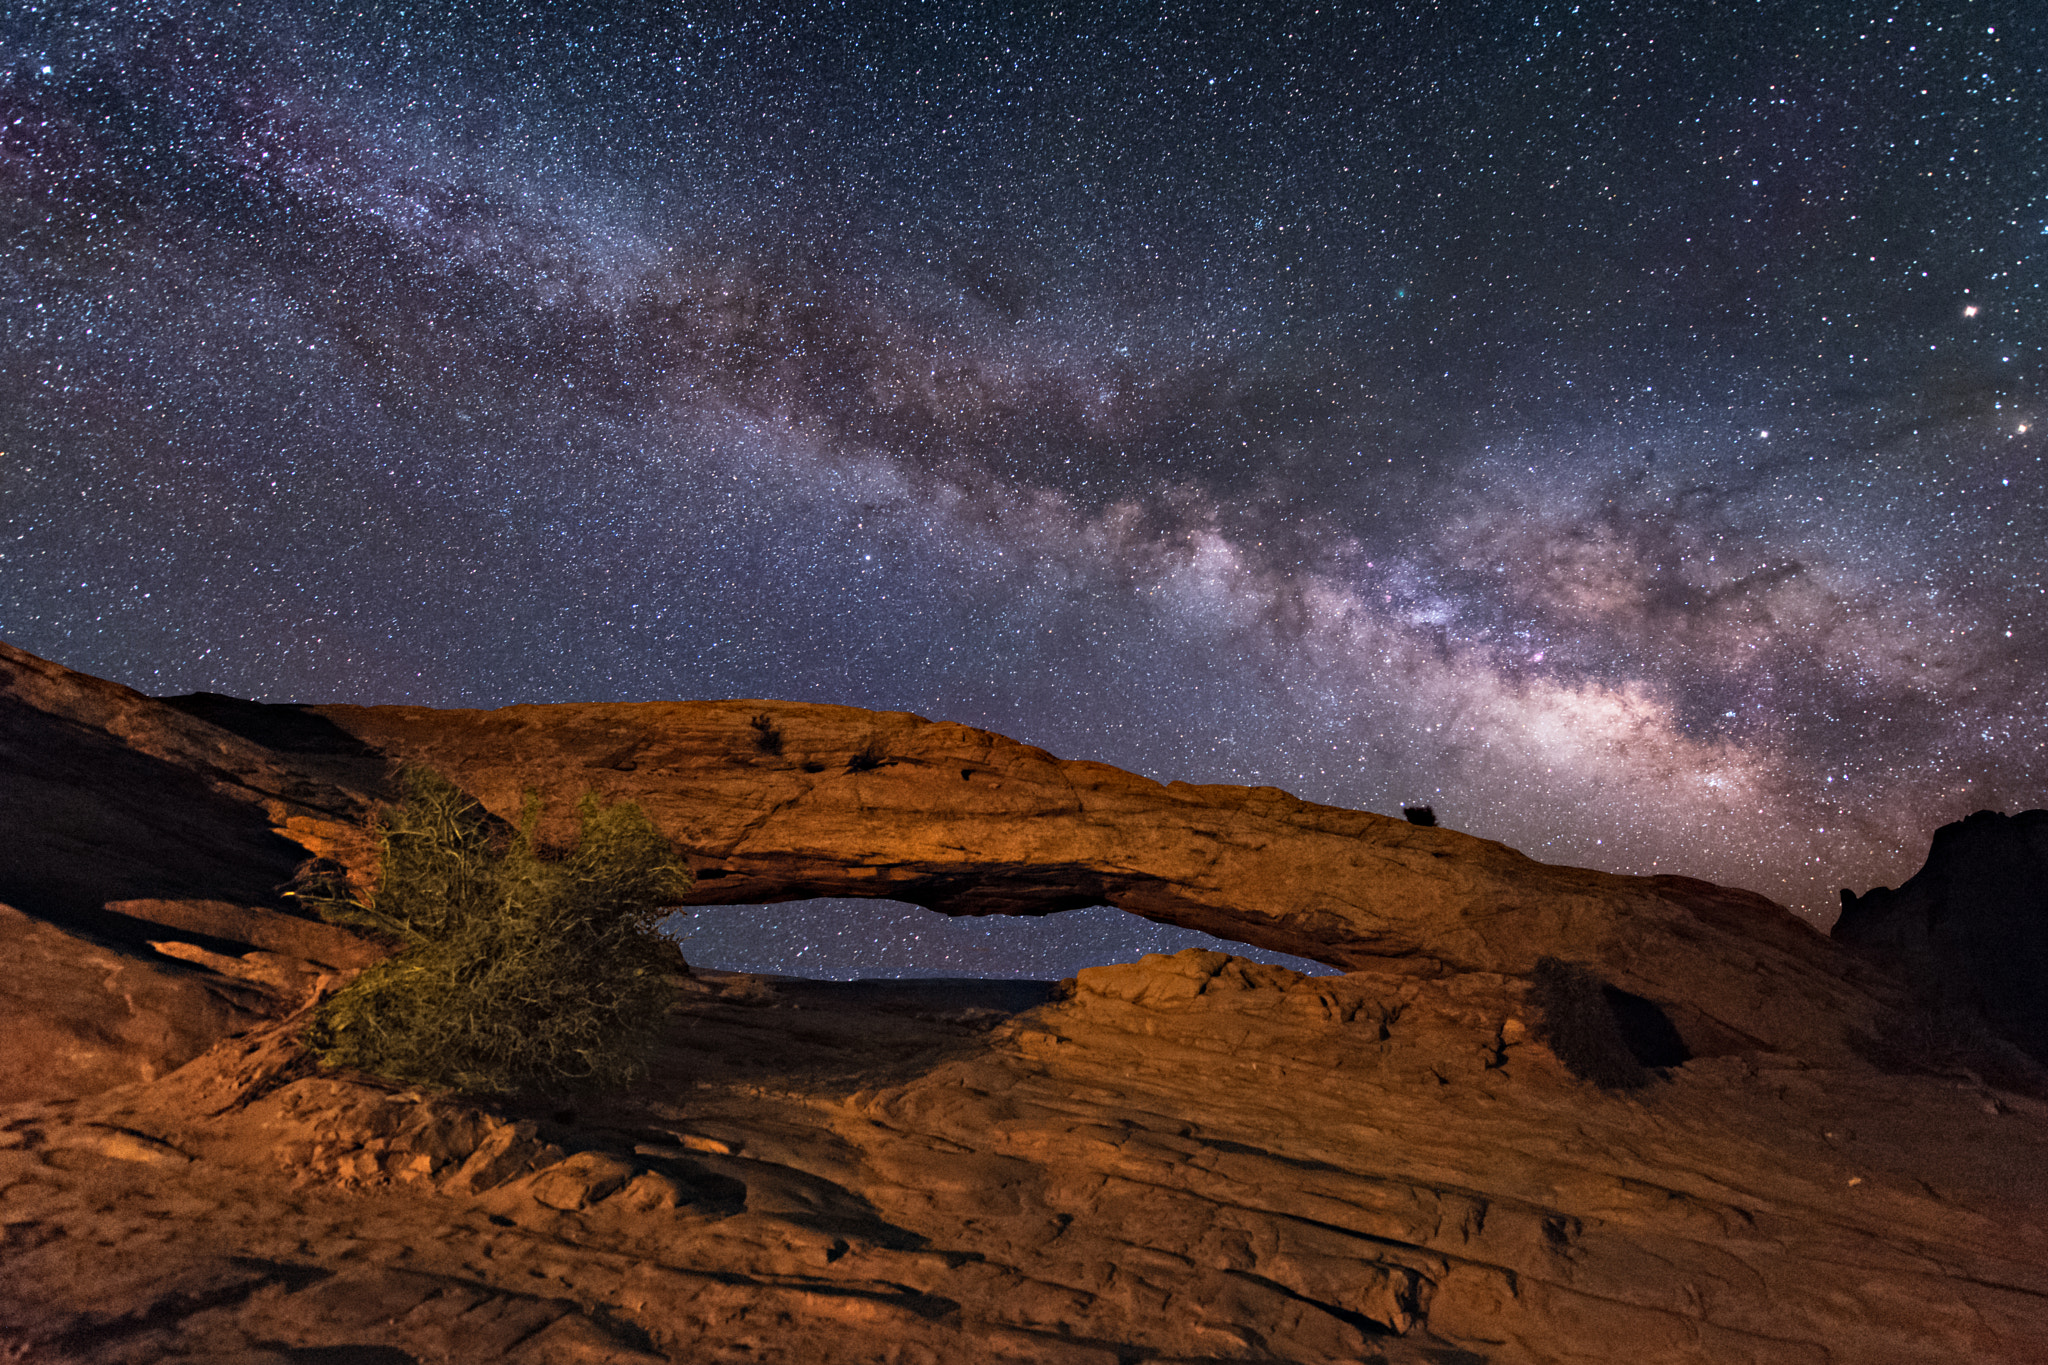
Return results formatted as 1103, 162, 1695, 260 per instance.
302, 768, 693, 1095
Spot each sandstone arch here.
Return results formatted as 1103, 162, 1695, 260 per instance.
297, 695, 1885, 1060
2, 637, 1889, 1069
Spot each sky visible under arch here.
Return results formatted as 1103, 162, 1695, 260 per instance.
665, 902, 1333, 982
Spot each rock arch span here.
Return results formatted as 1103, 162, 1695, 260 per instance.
298, 696, 1881, 1060
1, 638, 1885, 1066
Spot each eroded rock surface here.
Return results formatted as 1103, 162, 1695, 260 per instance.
0, 644, 386, 1101
4, 636, 1888, 1088
6, 637, 2048, 1360
0, 641, 377, 926
5, 955, 2046, 1363
0, 902, 270, 1102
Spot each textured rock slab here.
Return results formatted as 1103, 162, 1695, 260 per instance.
0, 641, 376, 928
107, 898, 386, 972
5, 958, 2046, 1364
0, 891, 388, 1105
0, 901, 274, 1103
0, 644, 394, 1102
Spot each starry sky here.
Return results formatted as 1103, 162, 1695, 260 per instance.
3, 1, 2043, 978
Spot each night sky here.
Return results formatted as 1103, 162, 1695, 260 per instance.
4, 1, 2043, 978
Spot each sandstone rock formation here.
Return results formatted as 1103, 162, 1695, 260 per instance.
3, 637, 1890, 1073
0, 901, 270, 1102
4, 637, 2048, 1362
6, 952, 2047, 1363
1836, 808, 2048, 1063
296, 695, 1893, 1066
0, 642, 384, 1101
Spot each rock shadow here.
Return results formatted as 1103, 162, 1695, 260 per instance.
159, 692, 382, 761
646, 974, 1059, 1095
0, 696, 311, 946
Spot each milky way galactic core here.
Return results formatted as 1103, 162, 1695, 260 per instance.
3, 2, 2042, 973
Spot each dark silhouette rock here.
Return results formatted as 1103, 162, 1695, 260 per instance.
158, 690, 382, 760
1835, 808, 2048, 1062
1401, 805, 1437, 826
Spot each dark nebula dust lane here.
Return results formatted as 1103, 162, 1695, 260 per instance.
2, 1, 2043, 968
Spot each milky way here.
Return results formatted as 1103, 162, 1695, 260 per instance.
3, 1, 2043, 976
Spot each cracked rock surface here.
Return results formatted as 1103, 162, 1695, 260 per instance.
6, 956, 2048, 1363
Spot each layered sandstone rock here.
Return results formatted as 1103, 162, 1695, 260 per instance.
0, 642, 384, 1101
302, 695, 1893, 1064
0, 902, 270, 1101
6, 636, 2048, 1361
5, 954, 2046, 1363
7, 635, 1893, 1092
0, 895, 387, 1104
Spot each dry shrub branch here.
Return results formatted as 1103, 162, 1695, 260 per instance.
300, 768, 692, 1095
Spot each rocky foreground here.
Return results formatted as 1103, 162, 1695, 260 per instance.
3, 639, 2047, 1362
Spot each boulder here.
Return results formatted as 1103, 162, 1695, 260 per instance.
527, 1150, 641, 1210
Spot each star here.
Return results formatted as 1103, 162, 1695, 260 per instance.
1, 1, 2040, 973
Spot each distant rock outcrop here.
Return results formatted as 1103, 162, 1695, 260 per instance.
1836, 808, 2048, 1062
